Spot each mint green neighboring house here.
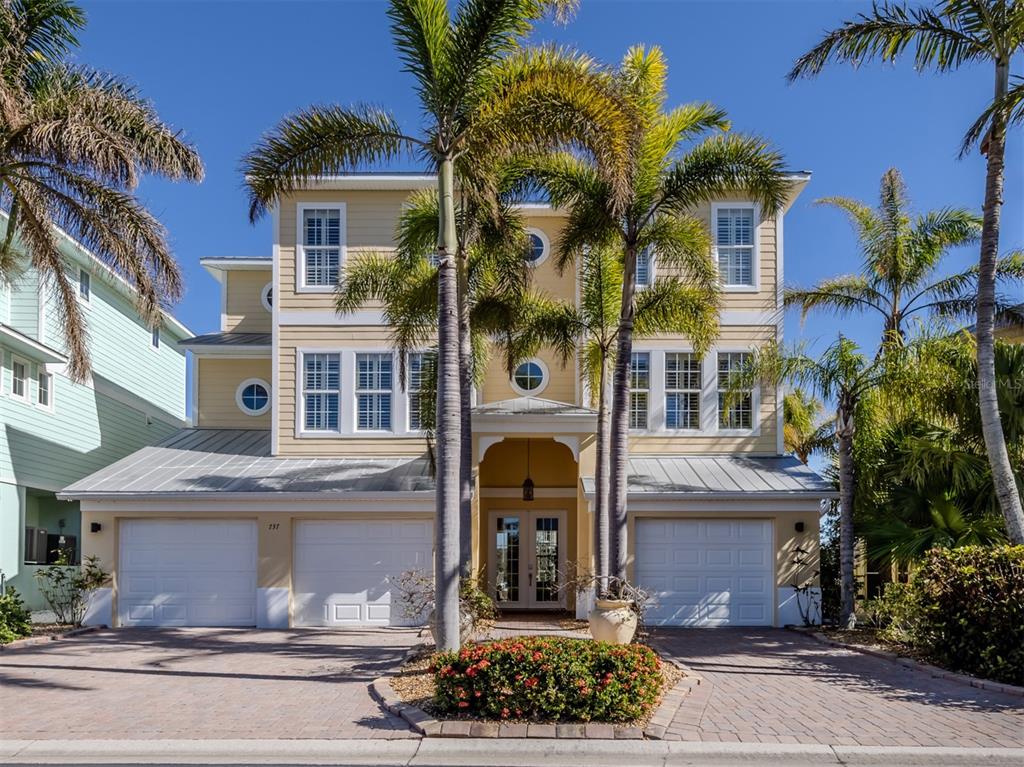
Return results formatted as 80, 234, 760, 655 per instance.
0, 217, 190, 610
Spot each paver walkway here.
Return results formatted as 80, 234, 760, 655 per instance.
652, 628, 1024, 747
0, 627, 418, 739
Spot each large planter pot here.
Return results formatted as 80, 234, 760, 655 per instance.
588, 599, 638, 644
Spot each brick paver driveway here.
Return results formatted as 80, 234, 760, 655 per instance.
653, 628, 1024, 747
0, 627, 419, 739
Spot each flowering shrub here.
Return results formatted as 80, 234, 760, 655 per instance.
431, 636, 663, 722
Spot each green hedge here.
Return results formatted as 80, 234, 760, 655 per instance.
431, 637, 663, 722
914, 545, 1024, 686
0, 587, 32, 644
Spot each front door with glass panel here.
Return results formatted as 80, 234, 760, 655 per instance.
489, 511, 567, 609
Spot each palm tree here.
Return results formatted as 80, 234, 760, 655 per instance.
532, 45, 789, 581
787, 168, 1024, 347
508, 244, 718, 590
0, 0, 203, 378
241, 0, 633, 651
788, 0, 1024, 545
783, 389, 834, 465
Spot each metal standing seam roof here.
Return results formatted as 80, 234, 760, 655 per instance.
581, 455, 834, 497
59, 429, 434, 499
178, 332, 272, 347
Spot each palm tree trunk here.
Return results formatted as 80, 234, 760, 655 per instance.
836, 404, 856, 627
434, 157, 461, 651
458, 268, 474, 573
609, 244, 637, 584
594, 356, 610, 594
977, 59, 1024, 544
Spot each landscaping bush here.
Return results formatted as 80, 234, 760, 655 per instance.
913, 545, 1024, 686
431, 636, 663, 722
33, 555, 108, 626
856, 581, 920, 644
0, 586, 32, 644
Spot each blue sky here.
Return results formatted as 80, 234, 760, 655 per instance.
76, 0, 1022, 359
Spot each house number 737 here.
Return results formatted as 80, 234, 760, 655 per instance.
267, 523, 280, 530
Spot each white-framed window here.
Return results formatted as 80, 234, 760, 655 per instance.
524, 228, 550, 266
37, 370, 53, 411
510, 358, 548, 397
302, 353, 341, 431
636, 246, 654, 288
629, 352, 650, 429
151, 327, 160, 349
717, 352, 753, 430
665, 352, 701, 429
236, 378, 271, 417
407, 351, 431, 431
78, 268, 91, 304
298, 204, 344, 290
260, 282, 273, 313
715, 205, 757, 288
356, 352, 393, 431
10, 356, 28, 401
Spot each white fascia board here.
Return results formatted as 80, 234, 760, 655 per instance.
200, 258, 273, 281
61, 490, 435, 504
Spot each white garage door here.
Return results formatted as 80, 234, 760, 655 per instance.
118, 519, 257, 627
292, 519, 432, 627
636, 519, 773, 627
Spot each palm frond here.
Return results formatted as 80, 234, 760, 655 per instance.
784, 277, 887, 321
961, 76, 1024, 155
385, 0, 452, 115
633, 277, 719, 355
641, 212, 716, 292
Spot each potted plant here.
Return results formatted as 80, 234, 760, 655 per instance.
563, 566, 652, 644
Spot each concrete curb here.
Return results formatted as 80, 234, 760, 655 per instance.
370, 644, 695, 739
0, 624, 103, 651
790, 626, 1024, 698
2, 738, 1022, 766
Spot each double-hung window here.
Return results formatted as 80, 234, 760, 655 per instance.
356, 353, 392, 431
635, 246, 653, 288
303, 353, 340, 431
37, 371, 52, 409
10, 357, 27, 400
717, 352, 753, 430
407, 351, 431, 431
629, 352, 650, 430
665, 353, 701, 429
301, 207, 342, 288
78, 269, 91, 303
716, 207, 756, 288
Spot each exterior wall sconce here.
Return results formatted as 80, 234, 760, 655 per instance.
90, 522, 102, 533
522, 439, 534, 501
794, 522, 805, 533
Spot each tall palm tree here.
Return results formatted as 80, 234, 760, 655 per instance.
788, 0, 1024, 545
787, 168, 1024, 347
532, 45, 788, 581
509, 243, 718, 590
0, 0, 203, 378
782, 389, 834, 465
242, 0, 633, 651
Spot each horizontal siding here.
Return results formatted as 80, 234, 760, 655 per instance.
481, 344, 576, 405
8, 264, 38, 338
196, 357, 272, 428
0, 348, 177, 490
225, 270, 272, 333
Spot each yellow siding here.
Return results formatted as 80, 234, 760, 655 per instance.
225, 270, 272, 333
997, 325, 1024, 344
481, 345, 576, 405
197, 357, 273, 428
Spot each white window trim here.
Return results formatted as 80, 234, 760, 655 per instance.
510, 357, 550, 397
712, 202, 760, 293
36, 369, 54, 412
354, 351, 395, 434
663, 351, 701, 430
626, 346, 761, 437
524, 227, 551, 268
9, 354, 30, 402
295, 348, 414, 438
628, 351, 651, 432
295, 202, 346, 294
235, 377, 271, 417
150, 326, 161, 351
260, 281, 273, 313
77, 267, 92, 306
635, 246, 656, 289
406, 351, 429, 433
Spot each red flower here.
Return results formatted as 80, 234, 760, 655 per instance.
458, 701, 469, 708
525, 677, 539, 688
501, 707, 510, 718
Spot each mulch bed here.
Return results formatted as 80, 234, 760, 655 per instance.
390, 640, 683, 730
819, 627, 933, 664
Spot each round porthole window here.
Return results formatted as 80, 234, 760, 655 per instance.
524, 228, 549, 266
260, 282, 273, 313
511, 359, 548, 396
236, 378, 271, 416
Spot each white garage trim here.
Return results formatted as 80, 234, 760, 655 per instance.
292, 519, 433, 627
117, 519, 257, 627
635, 518, 774, 627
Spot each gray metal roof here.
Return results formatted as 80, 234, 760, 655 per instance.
582, 455, 834, 498
473, 397, 596, 417
60, 429, 433, 499
178, 332, 272, 348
